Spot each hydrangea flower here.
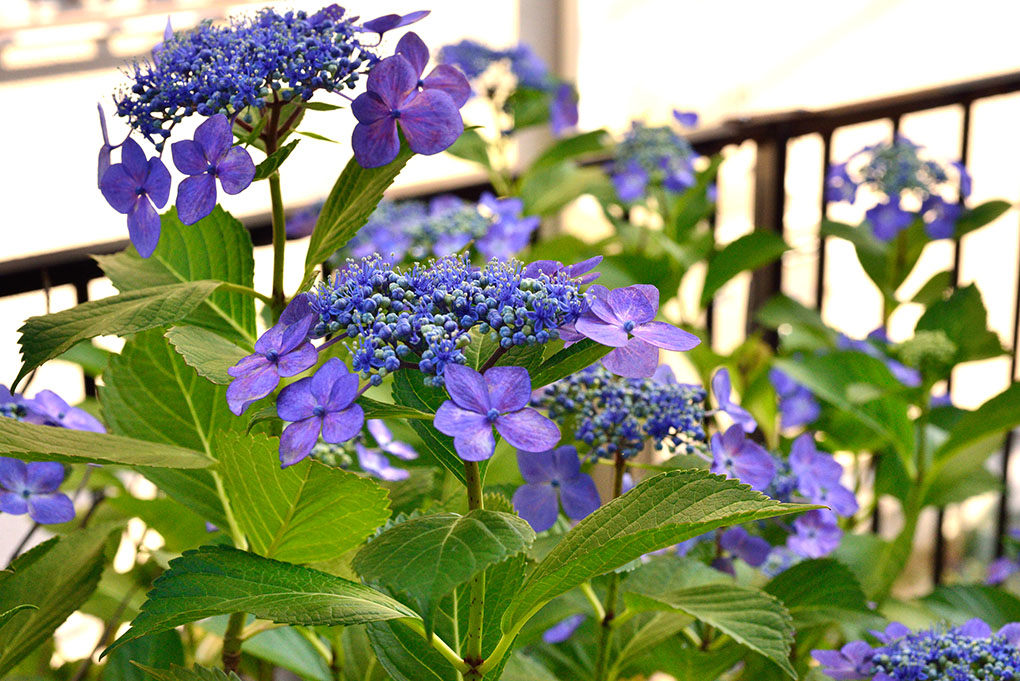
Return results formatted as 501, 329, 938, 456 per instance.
719, 526, 770, 567
227, 294, 318, 416
0, 458, 75, 524
395, 32, 470, 108
575, 284, 700, 378
351, 47, 464, 168
536, 364, 706, 460
672, 110, 699, 127
99, 138, 170, 258
286, 202, 321, 240
709, 425, 774, 491
811, 641, 875, 680
610, 120, 698, 202
543, 614, 585, 644
837, 330, 921, 388
22, 390, 105, 433
355, 420, 418, 481
0, 385, 29, 421
362, 10, 429, 37
787, 509, 841, 558
826, 136, 970, 242
171, 114, 256, 225
522, 256, 602, 285
512, 445, 600, 532
711, 368, 757, 433
115, 6, 379, 145
550, 84, 579, 136
769, 367, 820, 429
476, 193, 540, 260
434, 364, 559, 462
276, 358, 365, 467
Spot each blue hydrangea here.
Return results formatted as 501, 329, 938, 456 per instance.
115, 5, 377, 146
309, 254, 591, 385
534, 364, 706, 460
826, 136, 970, 241
611, 120, 698, 201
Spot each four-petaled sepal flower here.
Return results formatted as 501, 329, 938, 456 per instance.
277, 358, 365, 467
709, 424, 774, 491
396, 32, 471, 108
0, 458, 75, 524
513, 445, 600, 532
171, 113, 256, 226
711, 368, 757, 433
99, 138, 171, 258
434, 364, 559, 462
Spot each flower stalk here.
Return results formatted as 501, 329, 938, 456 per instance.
463, 460, 486, 679
593, 452, 628, 681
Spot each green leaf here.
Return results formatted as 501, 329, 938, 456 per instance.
95, 206, 257, 346
444, 128, 491, 168
366, 620, 458, 681
358, 396, 434, 420
135, 663, 241, 681
295, 129, 340, 143
527, 129, 610, 173
303, 101, 344, 112
217, 431, 390, 563
924, 584, 1020, 628
956, 199, 1011, 237
104, 630, 184, 681
505, 87, 551, 129
613, 612, 692, 677
354, 510, 534, 634
15, 281, 220, 386
57, 340, 111, 377
107, 545, 419, 654
912, 270, 953, 307
701, 231, 789, 306
529, 339, 612, 389
763, 559, 873, 628
0, 524, 119, 676
141, 469, 229, 531
773, 353, 914, 464
165, 326, 249, 385
391, 370, 473, 484
304, 142, 414, 275
756, 294, 837, 350
253, 139, 300, 180
0, 605, 36, 630
0, 418, 209, 468
519, 162, 613, 216
501, 469, 817, 631
915, 283, 1004, 364
821, 219, 892, 300
622, 584, 795, 678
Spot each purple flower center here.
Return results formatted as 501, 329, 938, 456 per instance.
21, 489, 31, 498
485, 407, 500, 423
313, 405, 326, 418
390, 109, 401, 119
265, 349, 280, 363
550, 479, 560, 488
623, 320, 636, 332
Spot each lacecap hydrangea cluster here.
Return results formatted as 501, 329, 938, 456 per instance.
611, 110, 701, 202
116, 5, 375, 146
826, 135, 971, 241
344, 193, 539, 264
535, 364, 707, 460
813, 619, 1020, 681
310, 255, 590, 385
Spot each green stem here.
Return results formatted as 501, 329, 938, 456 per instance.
222, 612, 246, 673
463, 461, 486, 677
580, 582, 606, 622
593, 453, 628, 681
218, 282, 273, 305
398, 618, 471, 673
265, 100, 288, 319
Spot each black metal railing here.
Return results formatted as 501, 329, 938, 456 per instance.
3, 69, 1020, 585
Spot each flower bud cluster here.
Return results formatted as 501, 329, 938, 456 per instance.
611, 121, 698, 201
310, 254, 589, 385
535, 365, 706, 459
346, 196, 485, 263
116, 6, 375, 145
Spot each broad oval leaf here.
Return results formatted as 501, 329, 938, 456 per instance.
304, 142, 414, 275
15, 280, 221, 386
217, 431, 390, 563
915, 283, 1004, 365
253, 139, 300, 181
165, 326, 249, 385
0, 418, 209, 468
763, 558, 873, 628
701, 231, 789, 306
529, 339, 612, 390
134, 663, 241, 681
354, 510, 535, 634
107, 545, 418, 655
501, 469, 817, 632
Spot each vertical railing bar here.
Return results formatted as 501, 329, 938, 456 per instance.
746, 128, 788, 346
706, 200, 719, 347
995, 220, 1020, 556
815, 130, 833, 313
73, 278, 97, 399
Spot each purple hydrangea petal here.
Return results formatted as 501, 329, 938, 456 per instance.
673, 110, 699, 127
631, 321, 700, 351
127, 196, 162, 258
575, 313, 630, 347
356, 444, 409, 481
867, 200, 914, 242
120, 138, 149, 182
310, 358, 351, 405
324, 374, 360, 413
551, 445, 582, 480
276, 343, 318, 377
397, 90, 464, 156
384, 441, 418, 461
443, 364, 490, 413
543, 614, 585, 644
175, 173, 217, 226
495, 408, 560, 452
27, 492, 75, 524
279, 417, 322, 467
517, 448, 557, 484
352, 90, 392, 125
484, 366, 532, 413
367, 54, 417, 105
253, 324, 286, 356
144, 157, 171, 208
0, 457, 27, 490
550, 83, 579, 136
608, 285, 657, 325
216, 147, 256, 195
454, 426, 496, 462
321, 404, 365, 444
280, 293, 315, 326
613, 163, 649, 202
423, 65, 471, 108
395, 32, 429, 77
99, 165, 139, 214
58, 407, 106, 433
987, 557, 1019, 585
0, 490, 29, 515
193, 113, 232, 162
601, 338, 659, 378
434, 401, 489, 437
277, 376, 317, 421
998, 623, 1020, 645
352, 117, 400, 169
24, 461, 65, 493
559, 474, 600, 520
512, 483, 559, 532
226, 362, 280, 416
171, 138, 209, 175
362, 10, 429, 35
959, 618, 992, 638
